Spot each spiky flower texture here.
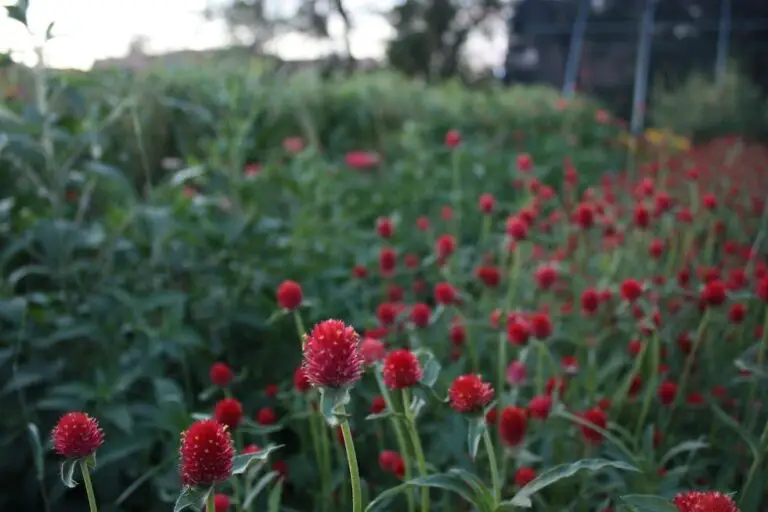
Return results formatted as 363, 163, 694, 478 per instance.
52, 412, 104, 459
448, 374, 494, 414
302, 319, 364, 389
179, 419, 235, 487
672, 491, 740, 512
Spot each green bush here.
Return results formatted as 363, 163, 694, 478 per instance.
0, 63, 627, 511
650, 63, 768, 141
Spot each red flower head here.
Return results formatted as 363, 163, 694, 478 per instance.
212, 493, 231, 512
214, 398, 243, 430
580, 407, 607, 444
302, 319, 364, 389
581, 288, 600, 315
434, 282, 457, 305
345, 151, 380, 170
52, 412, 104, 458
517, 153, 532, 172
658, 380, 678, 406
379, 247, 397, 277
379, 450, 405, 478
179, 419, 235, 487
360, 337, 386, 366
528, 395, 552, 420
672, 491, 739, 512
293, 367, 311, 392
448, 374, 494, 414
476, 266, 501, 288
370, 395, 387, 414
757, 276, 768, 302
728, 303, 746, 324
445, 129, 461, 148
382, 349, 423, 389
499, 406, 527, 446
700, 280, 727, 307
410, 303, 431, 328
436, 234, 457, 259
507, 316, 531, 346
210, 362, 234, 388
377, 302, 398, 326
534, 265, 557, 290
276, 280, 303, 310
506, 216, 528, 240
573, 203, 595, 229
376, 217, 394, 238
478, 193, 495, 214
529, 312, 552, 339
242, 444, 259, 454
620, 279, 644, 302
256, 407, 277, 426
514, 467, 536, 487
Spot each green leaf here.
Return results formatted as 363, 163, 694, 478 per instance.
366, 472, 490, 512
420, 356, 441, 388
319, 386, 351, 427
467, 416, 486, 460
711, 402, 759, 460
243, 471, 280, 509
27, 423, 44, 482
5, 1, 28, 26
173, 486, 213, 512
169, 165, 206, 186
267, 478, 284, 512
503, 459, 640, 508
620, 494, 678, 512
60, 459, 78, 488
232, 444, 283, 475
365, 409, 397, 421
659, 439, 708, 467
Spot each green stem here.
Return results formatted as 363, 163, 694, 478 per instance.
746, 308, 768, 432
79, 460, 98, 512
207, 489, 216, 512
374, 371, 415, 512
318, 410, 333, 510
634, 330, 660, 438
339, 409, 362, 512
483, 430, 501, 504
402, 389, 429, 512
739, 417, 768, 508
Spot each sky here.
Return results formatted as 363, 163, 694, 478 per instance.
0, 0, 506, 70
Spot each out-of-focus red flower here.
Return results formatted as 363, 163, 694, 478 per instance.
276, 280, 303, 310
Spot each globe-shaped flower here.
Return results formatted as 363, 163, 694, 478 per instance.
179, 419, 235, 487
672, 491, 739, 512
448, 374, 494, 414
302, 319, 364, 389
52, 412, 104, 459
214, 398, 243, 430
382, 349, 423, 389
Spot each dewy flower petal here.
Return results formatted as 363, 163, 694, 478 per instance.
179, 419, 235, 487
301, 319, 364, 389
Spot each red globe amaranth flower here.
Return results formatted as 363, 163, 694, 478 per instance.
580, 407, 607, 444
302, 319, 363, 389
52, 412, 104, 458
573, 203, 594, 229
214, 398, 243, 430
507, 316, 531, 346
529, 312, 552, 339
506, 361, 527, 385
379, 247, 396, 276
379, 450, 405, 478
370, 396, 387, 414
506, 216, 528, 240
757, 276, 768, 302
672, 491, 739, 512
658, 380, 678, 406
293, 367, 311, 392
476, 266, 501, 288
410, 303, 431, 328
620, 279, 643, 302
345, 151, 380, 170
728, 303, 746, 324
478, 193, 495, 213
382, 349, 423, 389
445, 129, 461, 148
434, 282, 457, 305
448, 374, 494, 414
256, 407, 277, 426
212, 493, 231, 512
449, 321, 466, 346
514, 467, 536, 487
210, 362, 234, 388
700, 280, 727, 306
581, 288, 600, 315
264, 384, 279, 398
360, 337, 386, 365
272, 460, 289, 480
377, 302, 398, 326
499, 406, 527, 446
376, 217, 394, 238
276, 280, 303, 310
242, 444, 259, 454
436, 234, 457, 259
534, 265, 557, 289
517, 153, 532, 172
179, 419, 235, 487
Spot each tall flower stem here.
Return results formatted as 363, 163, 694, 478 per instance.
207, 489, 215, 512
483, 430, 501, 504
374, 370, 415, 512
338, 407, 362, 512
402, 389, 429, 512
79, 459, 98, 512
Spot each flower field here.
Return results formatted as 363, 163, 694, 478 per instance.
2, 62, 768, 512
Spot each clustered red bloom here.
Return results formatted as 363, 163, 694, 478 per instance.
213, 493, 231, 512
210, 362, 234, 388
448, 374, 494, 414
360, 337, 387, 365
672, 491, 740, 512
256, 407, 277, 426
378, 450, 405, 479
276, 280, 303, 310
52, 412, 104, 458
514, 466, 536, 487
293, 367, 311, 392
580, 407, 607, 444
302, 319, 364, 389
499, 406, 527, 446
179, 419, 235, 487
382, 349, 423, 389
214, 398, 243, 430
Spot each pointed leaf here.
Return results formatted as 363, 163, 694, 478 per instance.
267, 478, 284, 512
319, 386, 351, 427
503, 459, 640, 508
232, 444, 283, 475
366, 473, 489, 512
365, 409, 398, 421
60, 459, 79, 488
173, 486, 213, 512
27, 423, 44, 482
420, 356, 441, 388
5, 1, 28, 26
620, 494, 678, 512
467, 416, 486, 460
660, 439, 708, 467
243, 471, 280, 509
